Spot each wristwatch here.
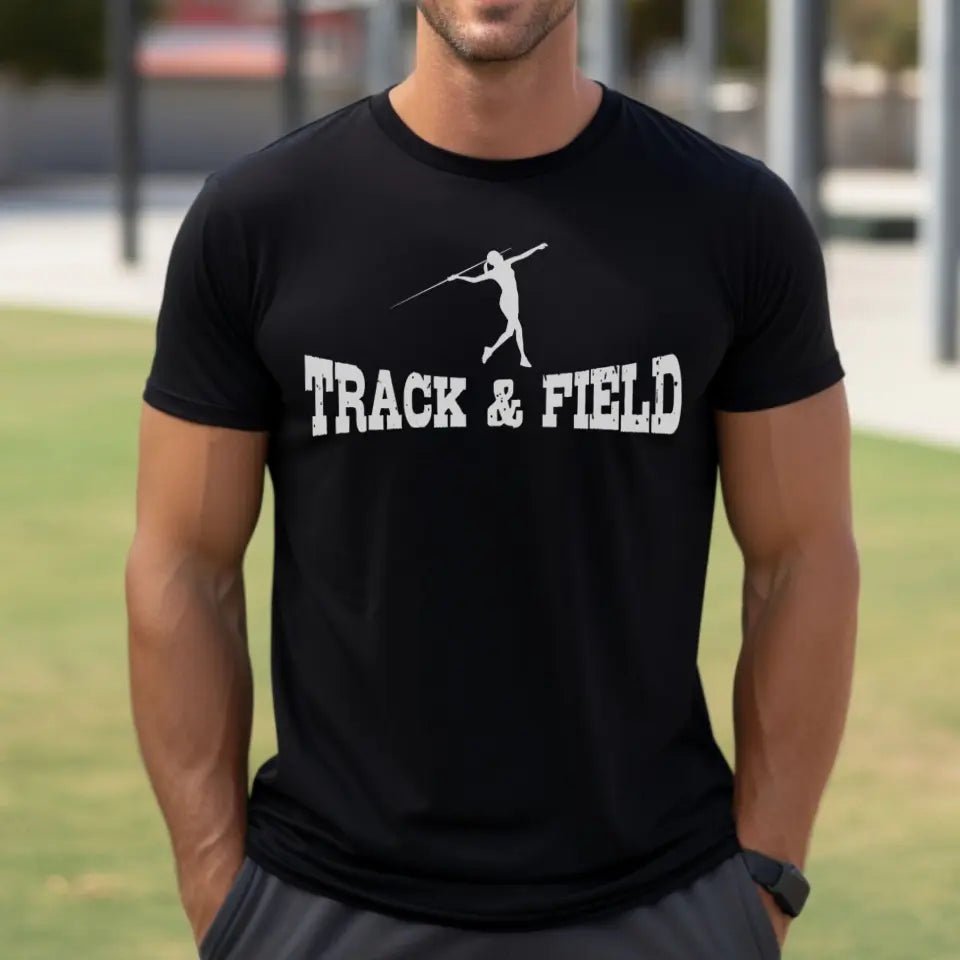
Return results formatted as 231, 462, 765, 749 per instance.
741, 849, 811, 918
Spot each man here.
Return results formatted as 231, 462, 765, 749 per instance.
126, 0, 859, 956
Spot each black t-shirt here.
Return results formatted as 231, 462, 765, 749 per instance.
144, 83, 843, 929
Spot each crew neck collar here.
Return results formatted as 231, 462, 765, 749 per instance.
368, 81, 621, 181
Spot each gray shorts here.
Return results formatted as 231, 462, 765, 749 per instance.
199, 851, 781, 960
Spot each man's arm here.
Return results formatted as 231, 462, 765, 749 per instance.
717, 382, 859, 942
125, 404, 268, 944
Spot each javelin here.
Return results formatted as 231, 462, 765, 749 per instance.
390, 248, 512, 310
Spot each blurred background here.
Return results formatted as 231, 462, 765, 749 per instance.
0, 1, 957, 958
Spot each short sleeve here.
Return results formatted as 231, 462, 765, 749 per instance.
143, 174, 279, 430
711, 165, 844, 412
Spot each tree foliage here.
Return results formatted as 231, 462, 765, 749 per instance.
833, 0, 919, 71
0, 0, 158, 85
627, 0, 918, 73
628, 0, 684, 67
627, 0, 767, 71
721, 0, 767, 70
0, 0, 107, 83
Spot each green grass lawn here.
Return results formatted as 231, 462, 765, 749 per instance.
1, 306, 958, 959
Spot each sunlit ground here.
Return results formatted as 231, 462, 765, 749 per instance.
1, 307, 957, 959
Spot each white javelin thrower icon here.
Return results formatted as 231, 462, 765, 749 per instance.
390, 243, 548, 367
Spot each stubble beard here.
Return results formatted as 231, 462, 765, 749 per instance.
417, 0, 577, 64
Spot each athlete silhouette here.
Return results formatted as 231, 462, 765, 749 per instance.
448, 243, 548, 367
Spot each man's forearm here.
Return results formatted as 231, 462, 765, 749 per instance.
126, 542, 253, 935
732, 532, 859, 867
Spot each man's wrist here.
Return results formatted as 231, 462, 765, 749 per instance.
741, 847, 811, 919
735, 814, 810, 870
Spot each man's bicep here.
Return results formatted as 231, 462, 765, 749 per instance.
135, 403, 269, 570
716, 382, 853, 566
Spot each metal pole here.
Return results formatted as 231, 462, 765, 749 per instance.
581, 0, 624, 89
366, 0, 402, 94
685, 0, 721, 137
918, 0, 934, 184
110, 0, 141, 265
282, 0, 305, 132
766, 0, 825, 235
923, 0, 960, 363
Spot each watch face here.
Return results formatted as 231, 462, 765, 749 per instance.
775, 864, 811, 917
742, 849, 812, 918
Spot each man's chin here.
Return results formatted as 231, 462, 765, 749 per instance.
419, 0, 573, 64
451, 27, 534, 63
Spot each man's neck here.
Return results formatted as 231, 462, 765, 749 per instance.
388, 10, 602, 161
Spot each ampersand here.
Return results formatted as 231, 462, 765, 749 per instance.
487, 378, 524, 428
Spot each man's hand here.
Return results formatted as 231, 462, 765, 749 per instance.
755, 884, 790, 948
180, 849, 246, 946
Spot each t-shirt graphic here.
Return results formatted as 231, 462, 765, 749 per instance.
392, 243, 548, 368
